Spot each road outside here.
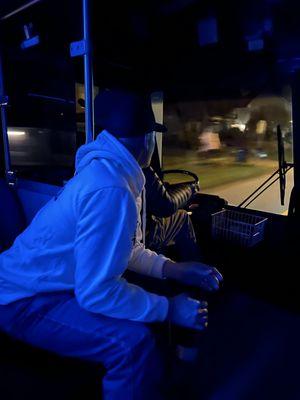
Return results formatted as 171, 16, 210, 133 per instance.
164, 152, 293, 215
208, 170, 294, 215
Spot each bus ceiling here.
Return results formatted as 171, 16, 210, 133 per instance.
2, 0, 300, 117
0, 1, 43, 21
1, 1, 300, 93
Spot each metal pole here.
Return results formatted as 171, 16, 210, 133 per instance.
83, 0, 94, 143
0, 54, 11, 176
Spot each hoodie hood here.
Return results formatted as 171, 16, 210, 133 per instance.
75, 130, 145, 197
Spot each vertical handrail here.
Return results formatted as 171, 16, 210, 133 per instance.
83, 0, 94, 143
0, 54, 11, 176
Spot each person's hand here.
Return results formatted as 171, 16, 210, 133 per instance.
168, 294, 208, 331
188, 182, 200, 210
190, 182, 200, 195
163, 260, 223, 292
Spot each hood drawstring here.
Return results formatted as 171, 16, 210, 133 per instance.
142, 188, 147, 245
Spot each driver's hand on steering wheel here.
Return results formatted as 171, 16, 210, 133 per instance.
190, 182, 200, 195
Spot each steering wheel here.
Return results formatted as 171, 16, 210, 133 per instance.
162, 169, 200, 186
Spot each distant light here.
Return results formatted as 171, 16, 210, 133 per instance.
7, 130, 26, 136
256, 120, 267, 134
231, 123, 246, 132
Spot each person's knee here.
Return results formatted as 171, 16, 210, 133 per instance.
101, 324, 164, 399
128, 325, 164, 383
128, 324, 156, 357
123, 324, 161, 379
97, 323, 157, 371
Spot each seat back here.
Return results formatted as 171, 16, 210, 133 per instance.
0, 179, 26, 251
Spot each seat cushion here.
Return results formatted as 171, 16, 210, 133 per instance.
0, 181, 102, 397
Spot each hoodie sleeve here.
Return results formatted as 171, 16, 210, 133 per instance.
128, 242, 169, 279
74, 187, 169, 322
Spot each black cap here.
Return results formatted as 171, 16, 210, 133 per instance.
94, 88, 167, 137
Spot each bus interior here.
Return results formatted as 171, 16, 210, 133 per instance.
1, 0, 300, 399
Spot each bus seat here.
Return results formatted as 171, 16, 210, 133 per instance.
0, 179, 101, 398
16, 179, 61, 224
0, 179, 26, 251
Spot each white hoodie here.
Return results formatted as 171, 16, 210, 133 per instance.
0, 131, 169, 322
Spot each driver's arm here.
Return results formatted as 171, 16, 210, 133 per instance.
143, 166, 195, 217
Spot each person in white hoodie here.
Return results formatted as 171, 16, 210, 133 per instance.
0, 88, 222, 400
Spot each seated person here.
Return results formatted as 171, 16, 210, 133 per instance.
0, 89, 222, 400
143, 166, 201, 262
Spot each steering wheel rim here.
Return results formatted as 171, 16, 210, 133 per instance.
162, 169, 199, 185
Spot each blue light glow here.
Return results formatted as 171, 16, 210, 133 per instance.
198, 17, 218, 47
21, 35, 40, 50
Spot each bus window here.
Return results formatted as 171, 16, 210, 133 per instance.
75, 83, 100, 147
1, 0, 82, 185
162, 89, 294, 215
